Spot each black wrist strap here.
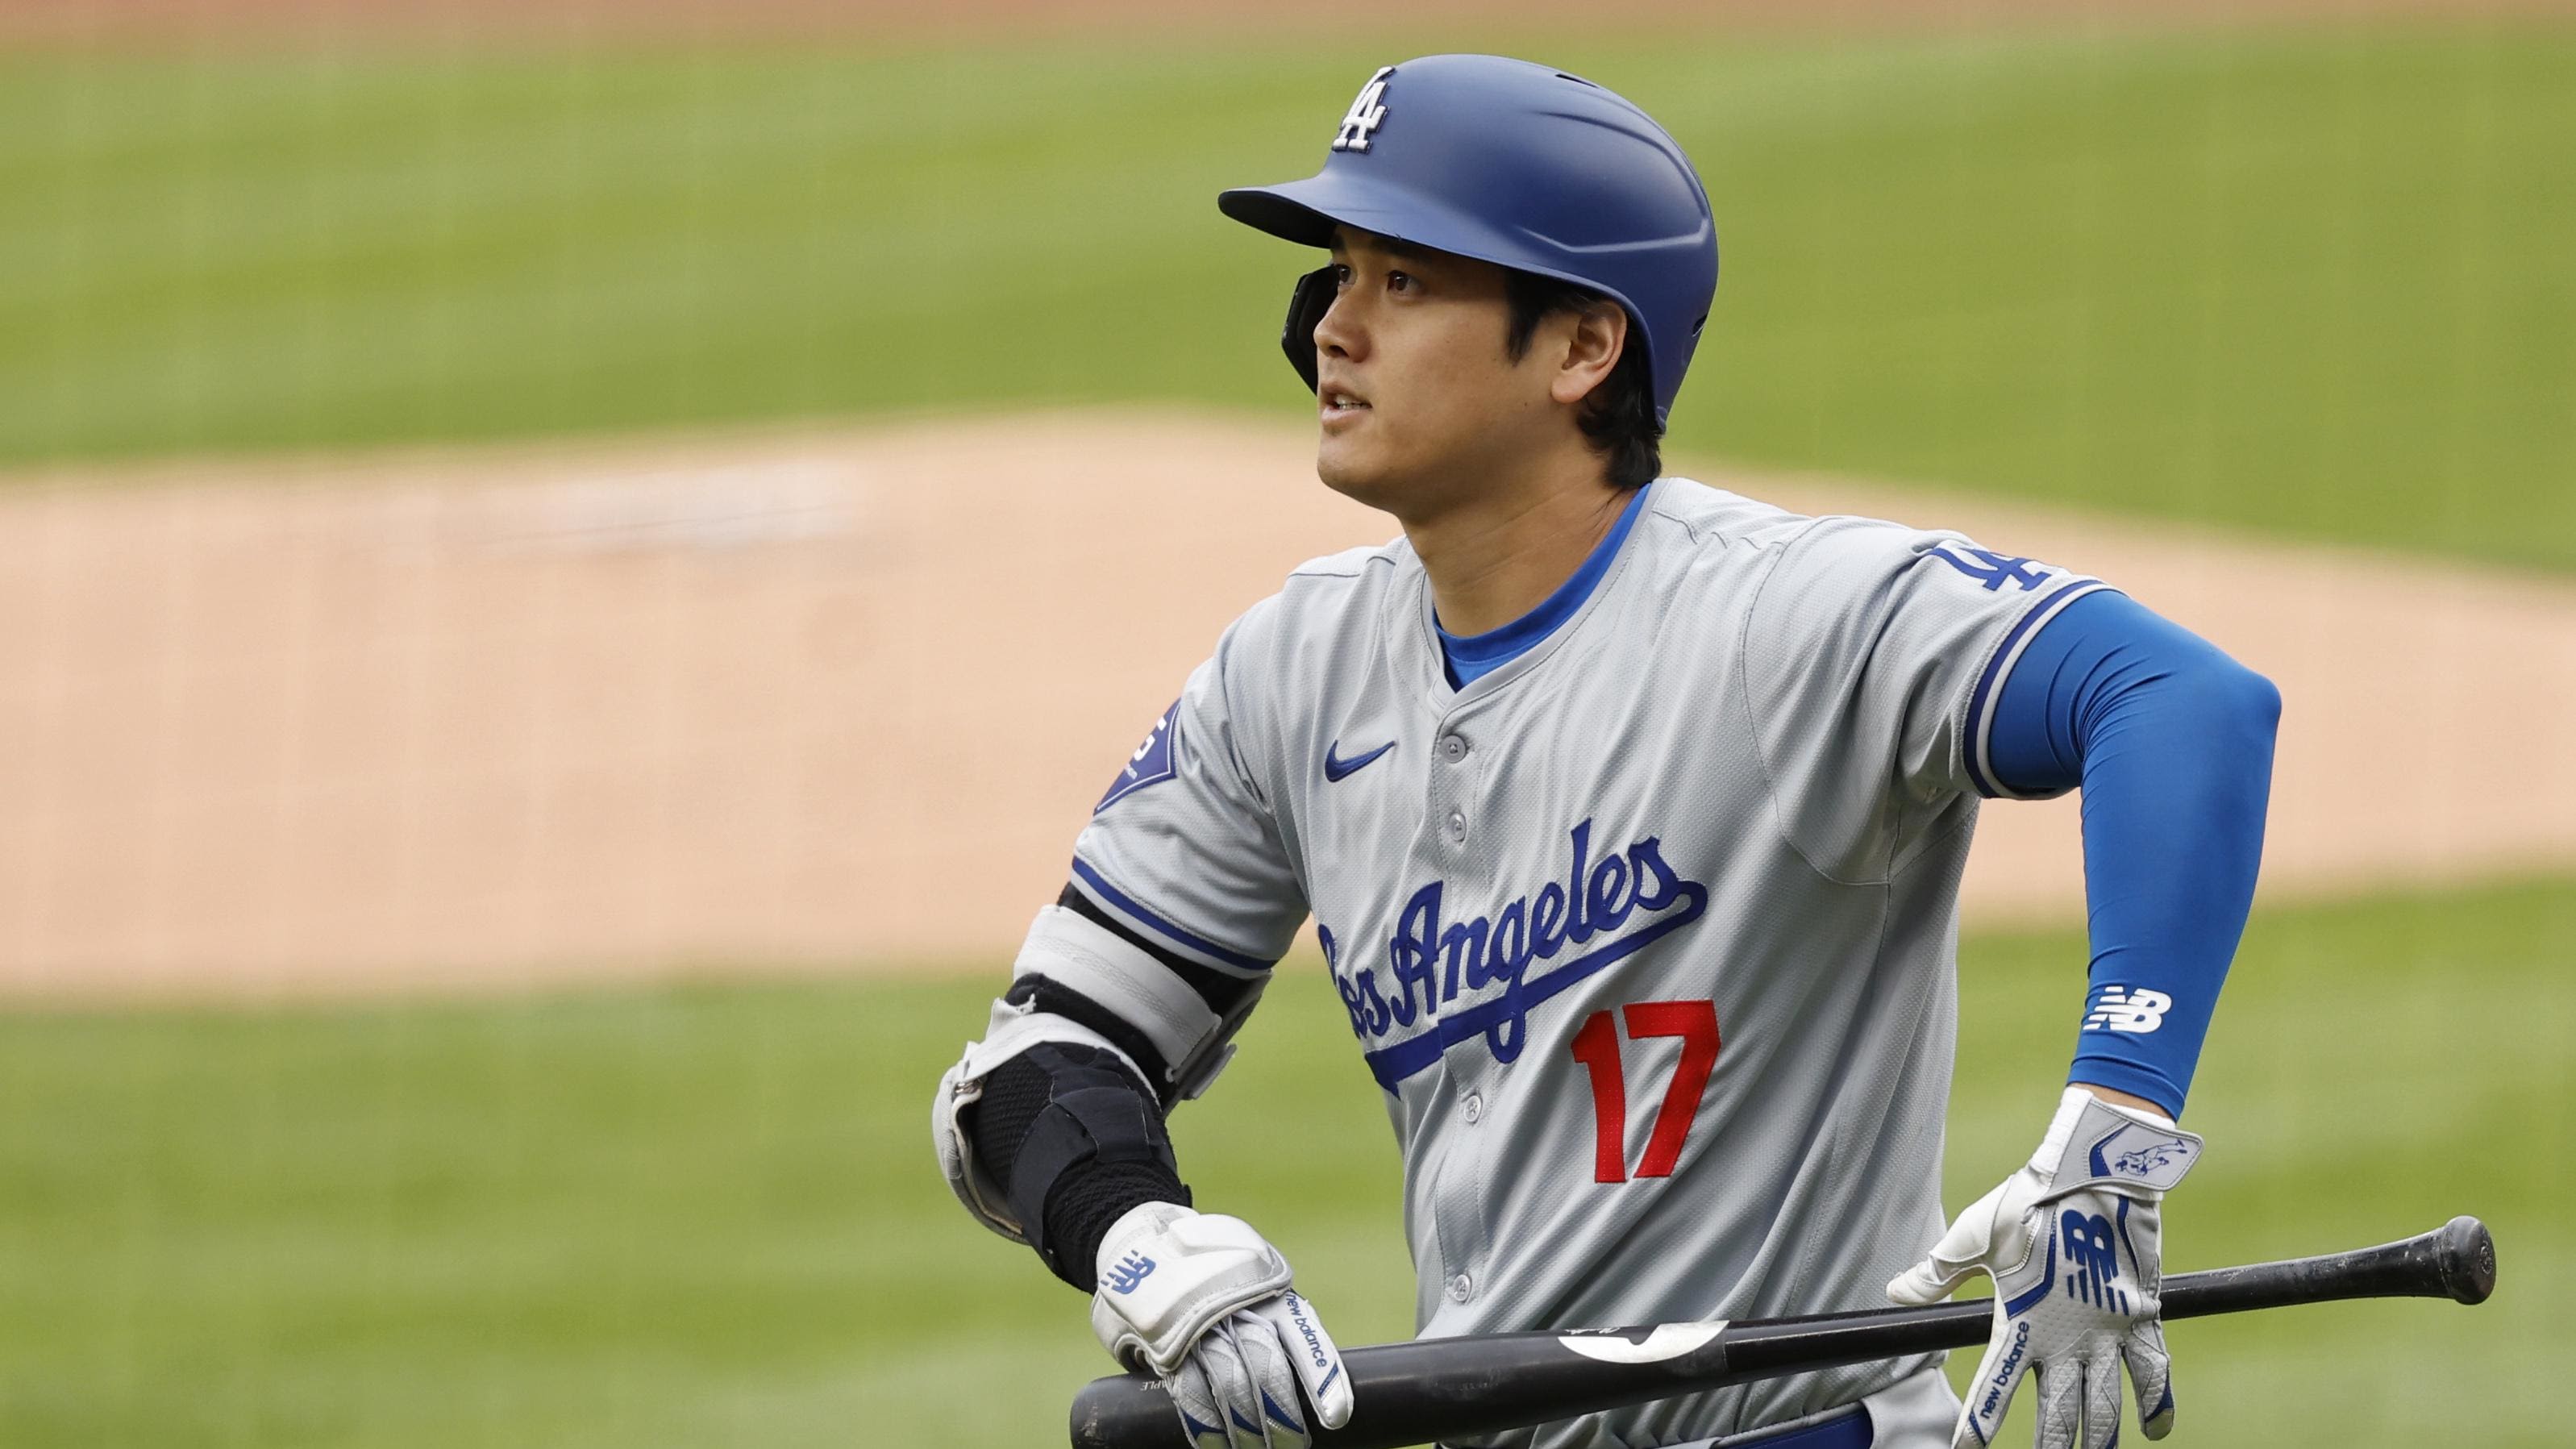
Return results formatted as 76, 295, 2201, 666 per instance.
968, 1044, 1191, 1290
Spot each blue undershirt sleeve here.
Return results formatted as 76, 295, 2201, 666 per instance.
1984, 589, 2283, 1119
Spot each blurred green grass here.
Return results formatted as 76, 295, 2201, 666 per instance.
1, 876, 2566, 1447
2, 24, 2572, 568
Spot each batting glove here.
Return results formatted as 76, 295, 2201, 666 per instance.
1090, 1201, 1355, 1449
1887, 1088, 2202, 1449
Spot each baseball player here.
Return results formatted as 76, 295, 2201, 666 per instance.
934, 56, 2278, 1449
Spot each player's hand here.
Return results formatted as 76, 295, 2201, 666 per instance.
1089, 1201, 1355, 1449
1887, 1088, 2203, 1449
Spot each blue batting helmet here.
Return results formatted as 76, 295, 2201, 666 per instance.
1218, 55, 1719, 429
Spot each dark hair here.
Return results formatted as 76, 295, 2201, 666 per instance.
1500, 269, 1663, 489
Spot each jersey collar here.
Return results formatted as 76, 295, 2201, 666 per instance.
1408, 478, 1662, 708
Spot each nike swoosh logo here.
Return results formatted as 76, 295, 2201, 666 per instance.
1322, 739, 1396, 782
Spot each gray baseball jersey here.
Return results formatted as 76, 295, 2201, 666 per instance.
1068, 477, 2108, 1447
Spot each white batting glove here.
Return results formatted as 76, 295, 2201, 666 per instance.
1888, 1088, 2202, 1449
1090, 1201, 1355, 1449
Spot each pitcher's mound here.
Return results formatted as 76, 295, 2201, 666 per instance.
1, 410, 2569, 999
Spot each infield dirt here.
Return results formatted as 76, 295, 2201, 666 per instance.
2, 410, 2568, 999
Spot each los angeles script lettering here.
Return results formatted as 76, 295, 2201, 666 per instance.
1330, 819, 1696, 1063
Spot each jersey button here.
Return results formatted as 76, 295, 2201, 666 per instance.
1447, 1272, 1473, 1302
1446, 810, 1467, 842
1462, 1093, 1483, 1123
1439, 734, 1468, 762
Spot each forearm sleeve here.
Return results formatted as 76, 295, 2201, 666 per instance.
1987, 589, 2283, 1118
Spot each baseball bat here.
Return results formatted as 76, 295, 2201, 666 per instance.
1068, 1215, 2495, 1449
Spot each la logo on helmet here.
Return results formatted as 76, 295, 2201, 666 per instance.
1332, 66, 1393, 152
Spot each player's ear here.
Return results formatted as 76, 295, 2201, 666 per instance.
1549, 303, 1626, 407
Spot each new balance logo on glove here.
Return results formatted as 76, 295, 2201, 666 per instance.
2060, 1210, 2129, 1314
1105, 1252, 1156, 1295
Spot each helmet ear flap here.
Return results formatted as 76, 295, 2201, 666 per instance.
1281, 265, 1335, 393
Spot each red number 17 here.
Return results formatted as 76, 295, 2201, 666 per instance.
1568, 999, 1721, 1184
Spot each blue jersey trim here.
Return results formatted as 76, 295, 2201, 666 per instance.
1359, 878, 1708, 1091
1437, 485, 1650, 689
1961, 575, 2108, 798
1067, 859, 1274, 975
1736, 1407, 1871, 1449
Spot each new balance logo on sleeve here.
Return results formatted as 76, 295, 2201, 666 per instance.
2083, 986, 2172, 1033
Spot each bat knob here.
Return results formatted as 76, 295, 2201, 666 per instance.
2437, 1216, 2497, 1305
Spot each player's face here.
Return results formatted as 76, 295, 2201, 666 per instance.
1310, 228, 1583, 516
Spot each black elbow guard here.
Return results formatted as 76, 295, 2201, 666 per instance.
969, 1043, 1190, 1289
